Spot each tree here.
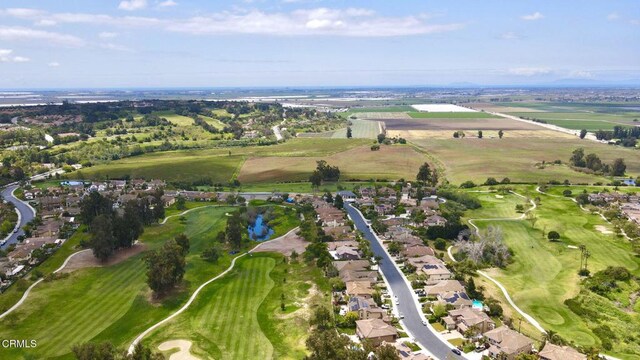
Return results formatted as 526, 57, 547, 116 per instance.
310, 306, 333, 330
611, 158, 626, 176
174, 233, 190, 256
570, 148, 586, 167
309, 170, 322, 189
334, 194, 344, 209
346, 127, 352, 138
563, 189, 573, 197
580, 129, 587, 139
585, 153, 602, 171
417, 162, 431, 184
225, 212, 244, 250
374, 343, 400, 360
377, 133, 386, 144
498, 130, 504, 139
80, 191, 113, 226
477, 130, 483, 139
547, 230, 560, 242
201, 244, 220, 263
484, 177, 499, 186
112, 202, 144, 249
304, 329, 365, 360
90, 215, 115, 262
465, 276, 483, 300
144, 239, 186, 296
175, 195, 186, 210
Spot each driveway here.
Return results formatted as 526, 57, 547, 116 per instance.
344, 203, 465, 360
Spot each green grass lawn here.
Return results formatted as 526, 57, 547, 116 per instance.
147, 253, 329, 360
0, 205, 300, 359
408, 112, 498, 119
463, 186, 640, 356
153, 111, 195, 126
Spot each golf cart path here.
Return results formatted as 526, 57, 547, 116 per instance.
0, 249, 92, 320
127, 226, 299, 354
448, 190, 547, 334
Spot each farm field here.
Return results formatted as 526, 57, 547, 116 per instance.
407, 111, 496, 119
388, 129, 574, 140
238, 144, 427, 183
382, 116, 537, 131
72, 138, 370, 182
461, 186, 640, 357
412, 137, 640, 184
331, 119, 381, 138
153, 111, 195, 126
0, 206, 299, 359
148, 253, 329, 360
508, 112, 638, 131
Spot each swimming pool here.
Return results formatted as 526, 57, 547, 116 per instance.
472, 300, 483, 310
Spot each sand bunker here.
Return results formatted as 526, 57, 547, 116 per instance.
253, 231, 308, 256
595, 225, 613, 235
158, 340, 200, 360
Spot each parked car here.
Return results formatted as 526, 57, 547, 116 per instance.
422, 320, 427, 326
451, 349, 462, 356
398, 313, 404, 319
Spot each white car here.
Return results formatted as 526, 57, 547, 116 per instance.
398, 313, 405, 319
395, 299, 400, 305
422, 320, 428, 326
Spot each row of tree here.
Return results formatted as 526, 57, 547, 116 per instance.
569, 148, 626, 176
309, 160, 341, 188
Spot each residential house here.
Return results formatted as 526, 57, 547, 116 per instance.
438, 291, 472, 309
386, 341, 430, 360
346, 281, 374, 299
337, 190, 356, 202
421, 263, 453, 285
335, 246, 362, 260
425, 215, 447, 227
340, 270, 378, 284
443, 308, 495, 335
425, 279, 465, 297
7, 242, 39, 262
348, 296, 387, 320
401, 244, 434, 258
538, 343, 587, 360
333, 260, 370, 274
356, 319, 398, 346
484, 326, 534, 360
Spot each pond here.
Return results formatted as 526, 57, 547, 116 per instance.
247, 214, 275, 241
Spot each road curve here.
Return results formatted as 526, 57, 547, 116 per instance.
1, 184, 36, 250
344, 203, 464, 360
127, 226, 300, 354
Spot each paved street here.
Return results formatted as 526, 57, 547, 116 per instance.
345, 203, 465, 360
1, 184, 36, 250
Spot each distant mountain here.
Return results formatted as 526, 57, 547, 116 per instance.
546, 78, 640, 87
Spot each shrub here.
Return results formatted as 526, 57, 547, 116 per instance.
562, 189, 573, 197
434, 238, 447, 251
484, 177, 499, 186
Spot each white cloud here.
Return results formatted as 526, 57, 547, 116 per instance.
158, 0, 178, 7
607, 12, 619, 21
521, 12, 544, 21
500, 32, 518, 40
48, 61, 60, 67
118, 0, 148, 11
167, 8, 463, 37
99, 31, 118, 39
0, 26, 85, 47
631, 19, 640, 26
0, 49, 30, 63
100, 42, 133, 52
508, 67, 552, 76
0, 7, 463, 37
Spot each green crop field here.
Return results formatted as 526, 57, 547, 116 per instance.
331, 119, 381, 139
508, 112, 639, 130
462, 187, 640, 357
147, 253, 329, 359
412, 137, 640, 185
71, 138, 371, 182
0, 206, 300, 359
407, 111, 498, 119
153, 111, 195, 126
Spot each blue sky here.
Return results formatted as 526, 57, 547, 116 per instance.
0, 0, 638, 88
